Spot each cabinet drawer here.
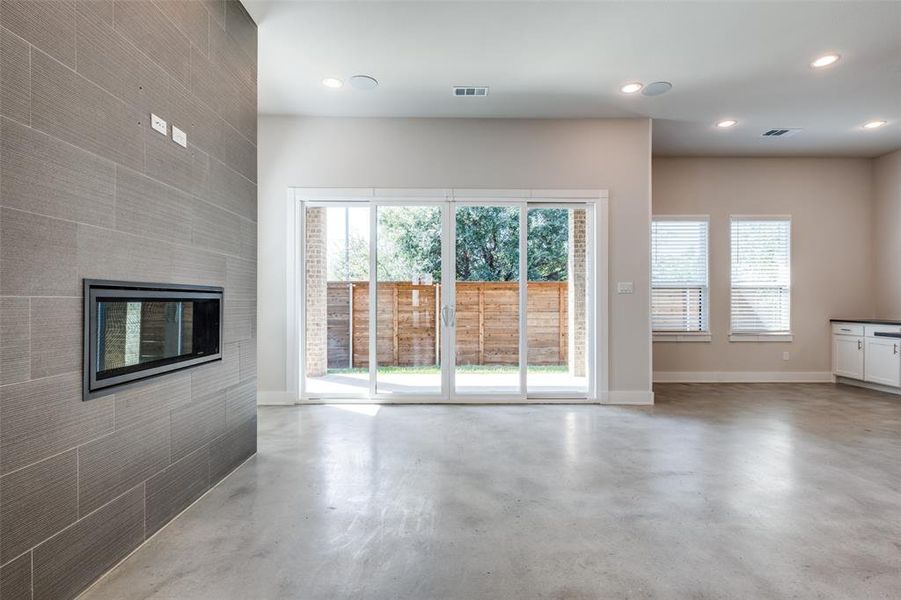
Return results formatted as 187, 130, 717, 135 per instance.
832, 323, 864, 336
865, 324, 901, 337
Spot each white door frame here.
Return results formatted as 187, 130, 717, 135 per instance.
286, 188, 608, 404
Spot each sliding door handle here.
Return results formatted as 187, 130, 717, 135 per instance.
441, 306, 456, 327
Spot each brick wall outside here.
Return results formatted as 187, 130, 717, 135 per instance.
568, 209, 587, 377
305, 208, 328, 376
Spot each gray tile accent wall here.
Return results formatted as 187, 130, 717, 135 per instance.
1, 117, 117, 227
0, 372, 114, 474
171, 393, 227, 463
209, 416, 256, 482
0, 0, 76, 68
0, 207, 79, 297
29, 297, 81, 379
77, 418, 170, 515
0, 27, 30, 124
0, 450, 78, 564
0, 297, 29, 384
31, 49, 146, 172
32, 485, 144, 600
113, 0, 191, 89
115, 165, 193, 245
0, 552, 31, 599
145, 447, 209, 536
0, 1, 256, 597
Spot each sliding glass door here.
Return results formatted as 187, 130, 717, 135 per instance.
300, 197, 594, 401
453, 204, 522, 395
526, 206, 590, 395
302, 204, 371, 397
374, 204, 445, 396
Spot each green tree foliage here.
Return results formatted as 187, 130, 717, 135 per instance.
332, 206, 571, 282
377, 207, 443, 281
455, 206, 520, 281
328, 233, 370, 281
526, 209, 569, 281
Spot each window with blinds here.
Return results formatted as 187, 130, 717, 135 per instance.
730, 217, 791, 334
651, 217, 709, 332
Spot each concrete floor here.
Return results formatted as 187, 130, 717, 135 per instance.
80, 383, 901, 599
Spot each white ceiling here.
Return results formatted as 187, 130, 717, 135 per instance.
244, 1, 901, 157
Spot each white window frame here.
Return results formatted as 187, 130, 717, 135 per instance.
729, 215, 792, 342
651, 215, 711, 343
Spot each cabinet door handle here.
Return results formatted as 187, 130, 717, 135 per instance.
841, 328, 852, 332
858, 340, 862, 351
895, 344, 899, 355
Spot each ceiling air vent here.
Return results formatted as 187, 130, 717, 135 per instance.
453, 86, 489, 97
761, 128, 802, 138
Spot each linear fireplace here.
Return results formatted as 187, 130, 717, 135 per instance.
83, 280, 223, 400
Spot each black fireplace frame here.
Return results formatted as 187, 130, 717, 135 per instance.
83, 280, 224, 400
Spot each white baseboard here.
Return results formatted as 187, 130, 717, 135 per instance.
259, 390, 654, 405
601, 390, 655, 405
835, 377, 901, 396
653, 371, 832, 383
257, 391, 297, 405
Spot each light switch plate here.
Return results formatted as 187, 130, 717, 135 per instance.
172, 126, 187, 148
150, 113, 167, 135
617, 282, 634, 294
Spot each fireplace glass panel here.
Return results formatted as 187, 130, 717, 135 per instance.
95, 298, 218, 379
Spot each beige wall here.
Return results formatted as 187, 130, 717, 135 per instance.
258, 117, 653, 399
652, 157, 875, 376
874, 150, 901, 319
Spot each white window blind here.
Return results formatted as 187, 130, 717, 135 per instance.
651, 217, 709, 332
730, 217, 791, 334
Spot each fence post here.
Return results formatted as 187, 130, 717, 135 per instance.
478, 286, 485, 365
558, 284, 566, 363
392, 286, 399, 365
348, 282, 354, 368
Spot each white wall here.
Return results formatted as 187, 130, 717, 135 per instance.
652, 157, 875, 378
873, 150, 901, 319
258, 117, 653, 401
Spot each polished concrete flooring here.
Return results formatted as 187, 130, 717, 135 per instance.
80, 384, 901, 599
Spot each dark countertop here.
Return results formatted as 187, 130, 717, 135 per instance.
830, 318, 901, 325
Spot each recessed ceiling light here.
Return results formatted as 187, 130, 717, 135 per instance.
863, 120, 887, 129
811, 54, 840, 68
322, 77, 343, 89
620, 82, 643, 94
716, 119, 737, 128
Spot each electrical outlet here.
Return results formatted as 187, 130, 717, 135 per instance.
172, 126, 187, 148
782, 351, 790, 361
150, 113, 167, 135
617, 282, 634, 294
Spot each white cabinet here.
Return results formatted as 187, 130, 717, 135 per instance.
832, 321, 901, 390
832, 334, 864, 380
864, 336, 901, 387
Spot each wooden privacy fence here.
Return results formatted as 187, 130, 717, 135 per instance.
326, 281, 568, 369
